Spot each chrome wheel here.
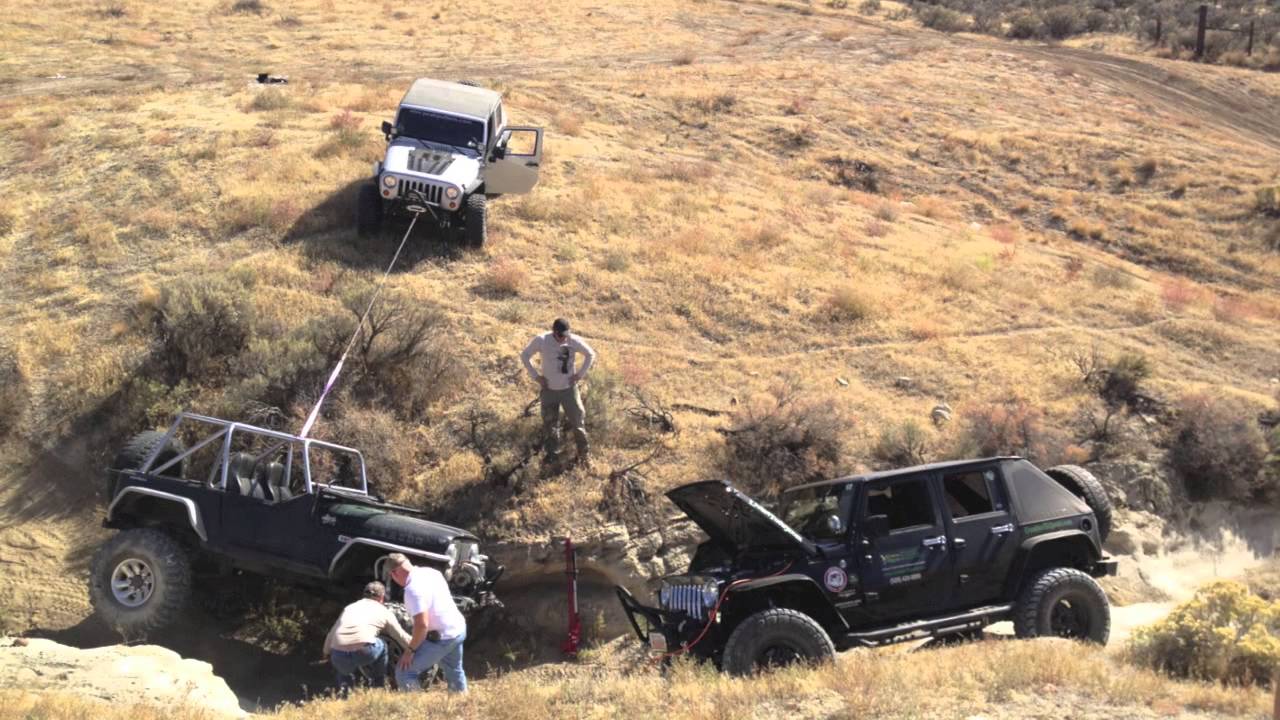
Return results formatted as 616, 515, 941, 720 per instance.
111, 558, 155, 607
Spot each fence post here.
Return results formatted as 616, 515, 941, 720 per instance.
1195, 4, 1208, 59
1246, 20, 1254, 56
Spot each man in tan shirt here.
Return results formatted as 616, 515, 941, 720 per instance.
322, 581, 411, 692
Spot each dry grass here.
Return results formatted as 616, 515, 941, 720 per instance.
0, 640, 1272, 720
0, 0, 1278, 643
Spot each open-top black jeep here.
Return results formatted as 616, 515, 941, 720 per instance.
617, 457, 1116, 675
92, 412, 502, 639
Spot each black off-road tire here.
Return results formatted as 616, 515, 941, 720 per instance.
356, 182, 383, 239
464, 194, 486, 248
1013, 567, 1110, 645
109, 430, 186, 499
89, 528, 192, 640
722, 608, 836, 676
1046, 464, 1112, 542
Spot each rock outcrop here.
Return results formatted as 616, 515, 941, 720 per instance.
0, 637, 244, 717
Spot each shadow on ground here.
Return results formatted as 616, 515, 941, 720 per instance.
282, 179, 471, 271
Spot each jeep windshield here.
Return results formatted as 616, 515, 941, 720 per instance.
396, 107, 484, 152
779, 482, 856, 541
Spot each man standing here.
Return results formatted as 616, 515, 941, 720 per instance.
322, 581, 410, 693
386, 552, 468, 693
520, 317, 597, 465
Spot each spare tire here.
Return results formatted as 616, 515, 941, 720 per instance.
1045, 464, 1111, 543
109, 431, 186, 499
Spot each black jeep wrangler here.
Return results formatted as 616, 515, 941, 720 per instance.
92, 412, 502, 639
617, 457, 1117, 675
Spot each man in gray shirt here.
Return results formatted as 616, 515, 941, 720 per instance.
520, 318, 597, 465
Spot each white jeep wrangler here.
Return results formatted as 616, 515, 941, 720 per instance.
357, 78, 543, 248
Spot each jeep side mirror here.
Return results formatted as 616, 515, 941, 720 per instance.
864, 514, 890, 539
381, 120, 394, 137
492, 144, 506, 160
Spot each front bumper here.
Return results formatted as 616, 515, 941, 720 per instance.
615, 585, 705, 654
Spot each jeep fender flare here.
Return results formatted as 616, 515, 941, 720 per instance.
106, 488, 207, 542
724, 574, 849, 633
1005, 530, 1099, 598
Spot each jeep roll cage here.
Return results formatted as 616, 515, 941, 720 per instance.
120, 412, 370, 496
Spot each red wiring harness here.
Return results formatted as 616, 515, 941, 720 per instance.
651, 560, 794, 663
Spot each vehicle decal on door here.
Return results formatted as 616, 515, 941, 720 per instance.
824, 566, 848, 592
1024, 518, 1075, 537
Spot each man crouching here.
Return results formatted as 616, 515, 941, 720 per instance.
386, 552, 468, 693
322, 581, 410, 693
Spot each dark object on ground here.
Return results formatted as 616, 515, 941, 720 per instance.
617, 456, 1117, 675
358, 78, 543, 248
256, 73, 288, 84
92, 413, 503, 640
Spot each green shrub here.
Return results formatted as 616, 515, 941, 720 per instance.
1042, 5, 1081, 39
1168, 393, 1269, 501
1099, 353, 1151, 409
1083, 9, 1110, 32
1128, 580, 1280, 685
720, 382, 845, 498
858, 0, 880, 14
156, 275, 255, 381
328, 404, 418, 500
917, 5, 970, 32
1006, 10, 1043, 39
871, 420, 931, 469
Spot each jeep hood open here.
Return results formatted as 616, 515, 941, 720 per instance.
384, 139, 480, 187
667, 480, 817, 556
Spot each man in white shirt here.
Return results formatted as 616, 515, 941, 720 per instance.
322, 581, 410, 692
386, 552, 468, 693
519, 317, 597, 465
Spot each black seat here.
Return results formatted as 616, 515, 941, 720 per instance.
265, 462, 294, 501
226, 452, 257, 496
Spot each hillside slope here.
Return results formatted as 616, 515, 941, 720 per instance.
0, 0, 1278, 658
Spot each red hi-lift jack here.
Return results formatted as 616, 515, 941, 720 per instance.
561, 536, 581, 658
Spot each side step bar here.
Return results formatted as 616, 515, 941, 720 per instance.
844, 604, 1013, 648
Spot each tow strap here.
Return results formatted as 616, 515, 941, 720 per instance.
298, 209, 423, 438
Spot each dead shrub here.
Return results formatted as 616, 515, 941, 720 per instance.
719, 382, 846, 497
230, 0, 266, 13
1168, 392, 1269, 502
871, 420, 931, 469
672, 49, 697, 66
1160, 277, 1200, 311
248, 88, 292, 112
822, 286, 876, 323
155, 274, 256, 382
307, 286, 463, 420
481, 258, 528, 297
874, 202, 899, 222
0, 342, 28, 439
1006, 11, 1043, 39
553, 114, 583, 136
950, 397, 1079, 466
1212, 295, 1256, 324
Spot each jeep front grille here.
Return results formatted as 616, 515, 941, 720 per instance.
399, 180, 442, 206
663, 584, 708, 620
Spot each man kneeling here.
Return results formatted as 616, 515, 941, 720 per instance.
386, 552, 468, 693
322, 581, 410, 693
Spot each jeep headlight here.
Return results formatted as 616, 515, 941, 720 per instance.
659, 585, 671, 607
382, 175, 398, 188
445, 187, 459, 199
446, 542, 460, 568
701, 580, 720, 608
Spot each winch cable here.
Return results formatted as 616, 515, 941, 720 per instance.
651, 560, 794, 664
298, 208, 423, 439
